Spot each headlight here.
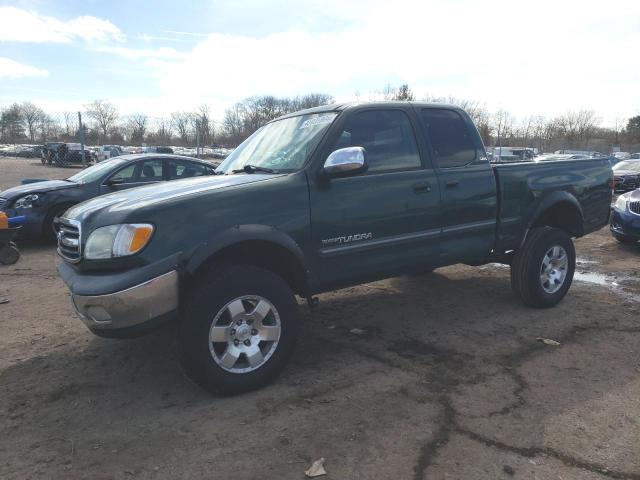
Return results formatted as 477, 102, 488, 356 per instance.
614, 195, 628, 211
85, 223, 154, 259
14, 194, 39, 209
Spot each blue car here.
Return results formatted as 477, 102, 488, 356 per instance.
610, 189, 640, 244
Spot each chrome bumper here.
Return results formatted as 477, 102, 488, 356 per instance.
72, 270, 179, 331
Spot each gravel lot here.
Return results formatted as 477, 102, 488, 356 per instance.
1, 157, 639, 480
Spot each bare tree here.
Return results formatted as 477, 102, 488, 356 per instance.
170, 111, 193, 144
62, 112, 77, 138
492, 109, 513, 150
20, 102, 45, 142
127, 113, 148, 143
86, 100, 118, 142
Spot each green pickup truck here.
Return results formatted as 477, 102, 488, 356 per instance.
56, 102, 612, 394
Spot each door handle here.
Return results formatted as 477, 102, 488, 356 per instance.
413, 181, 431, 193
445, 180, 459, 189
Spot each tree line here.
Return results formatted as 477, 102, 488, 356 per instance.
1, 86, 639, 153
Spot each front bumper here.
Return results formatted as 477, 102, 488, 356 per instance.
610, 207, 640, 239
58, 254, 181, 337
71, 270, 179, 334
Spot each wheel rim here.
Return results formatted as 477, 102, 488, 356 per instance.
539, 246, 568, 294
208, 295, 281, 374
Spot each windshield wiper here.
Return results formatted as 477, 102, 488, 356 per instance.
232, 165, 277, 174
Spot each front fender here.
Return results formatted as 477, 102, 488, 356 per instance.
184, 224, 310, 278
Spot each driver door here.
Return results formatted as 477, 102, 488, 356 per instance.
308, 108, 442, 288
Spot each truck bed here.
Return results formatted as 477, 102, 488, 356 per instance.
493, 158, 612, 252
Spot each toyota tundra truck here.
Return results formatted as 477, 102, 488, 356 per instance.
55, 102, 613, 394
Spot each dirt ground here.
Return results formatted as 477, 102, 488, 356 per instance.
1, 157, 639, 480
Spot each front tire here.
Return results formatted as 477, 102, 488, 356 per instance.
180, 265, 300, 395
511, 227, 576, 308
43, 204, 73, 242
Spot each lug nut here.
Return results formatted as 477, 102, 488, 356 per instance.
233, 339, 239, 346
244, 339, 251, 346
251, 329, 257, 336
237, 320, 243, 325
230, 329, 236, 336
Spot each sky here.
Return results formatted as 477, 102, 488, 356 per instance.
0, 0, 639, 126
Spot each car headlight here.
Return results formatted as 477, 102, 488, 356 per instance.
14, 194, 39, 209
85, 223, 154, 259
614, 194, 628, 211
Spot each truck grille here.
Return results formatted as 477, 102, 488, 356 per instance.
56, 218, 82, 262
630, 200, 640, 215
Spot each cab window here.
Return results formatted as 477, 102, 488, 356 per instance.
330, 110, 421, 173
421, 109, 478, 168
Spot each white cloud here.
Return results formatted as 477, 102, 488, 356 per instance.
94, 45, 187, 61
0, 57, 48, 78
0, 6, 123, 43
139, 0, 640, 123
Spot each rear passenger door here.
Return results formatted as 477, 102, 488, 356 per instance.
418, 108, 497, 263
309, 108, 442, 288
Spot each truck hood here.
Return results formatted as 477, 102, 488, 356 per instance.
0, 179, 76, 200
64, 173, 284, 222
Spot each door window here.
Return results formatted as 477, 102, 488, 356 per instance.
421, 109, 478, 168
330, 110, 421, 173
165, 159, 210, 180
109, 159, 163, 184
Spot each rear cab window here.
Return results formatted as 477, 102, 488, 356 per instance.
420, 108, 481, 169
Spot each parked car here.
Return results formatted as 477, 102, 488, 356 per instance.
612, 160, 640, 192
41, 142, 65, 165
143, 146, 174, 154
631, 153, 640, 160
612, 152, 631, 161
534, 154, 590, 162
0, 154, 217, 240
54, 102, 612, 395
610, 188, 640, 244
41, 142, 92, 166
97, 145, 123, 162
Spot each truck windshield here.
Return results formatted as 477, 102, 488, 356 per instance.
217, 112, 338, 174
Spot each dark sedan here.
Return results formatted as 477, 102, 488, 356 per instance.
0, 154, 217, 240
612, 160, 640, 192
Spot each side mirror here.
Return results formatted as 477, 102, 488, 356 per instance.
105, 177, 124, 187
323, 147, 367, 178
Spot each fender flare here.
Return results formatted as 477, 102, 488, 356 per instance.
521, 191, 584, 246
184, 223, 312, 285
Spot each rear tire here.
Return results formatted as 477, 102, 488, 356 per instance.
511, 227, 576, 308
180, 265, 300, 395
613, 233, 637, 244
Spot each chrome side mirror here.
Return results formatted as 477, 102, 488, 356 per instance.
323, 147, 367, 177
